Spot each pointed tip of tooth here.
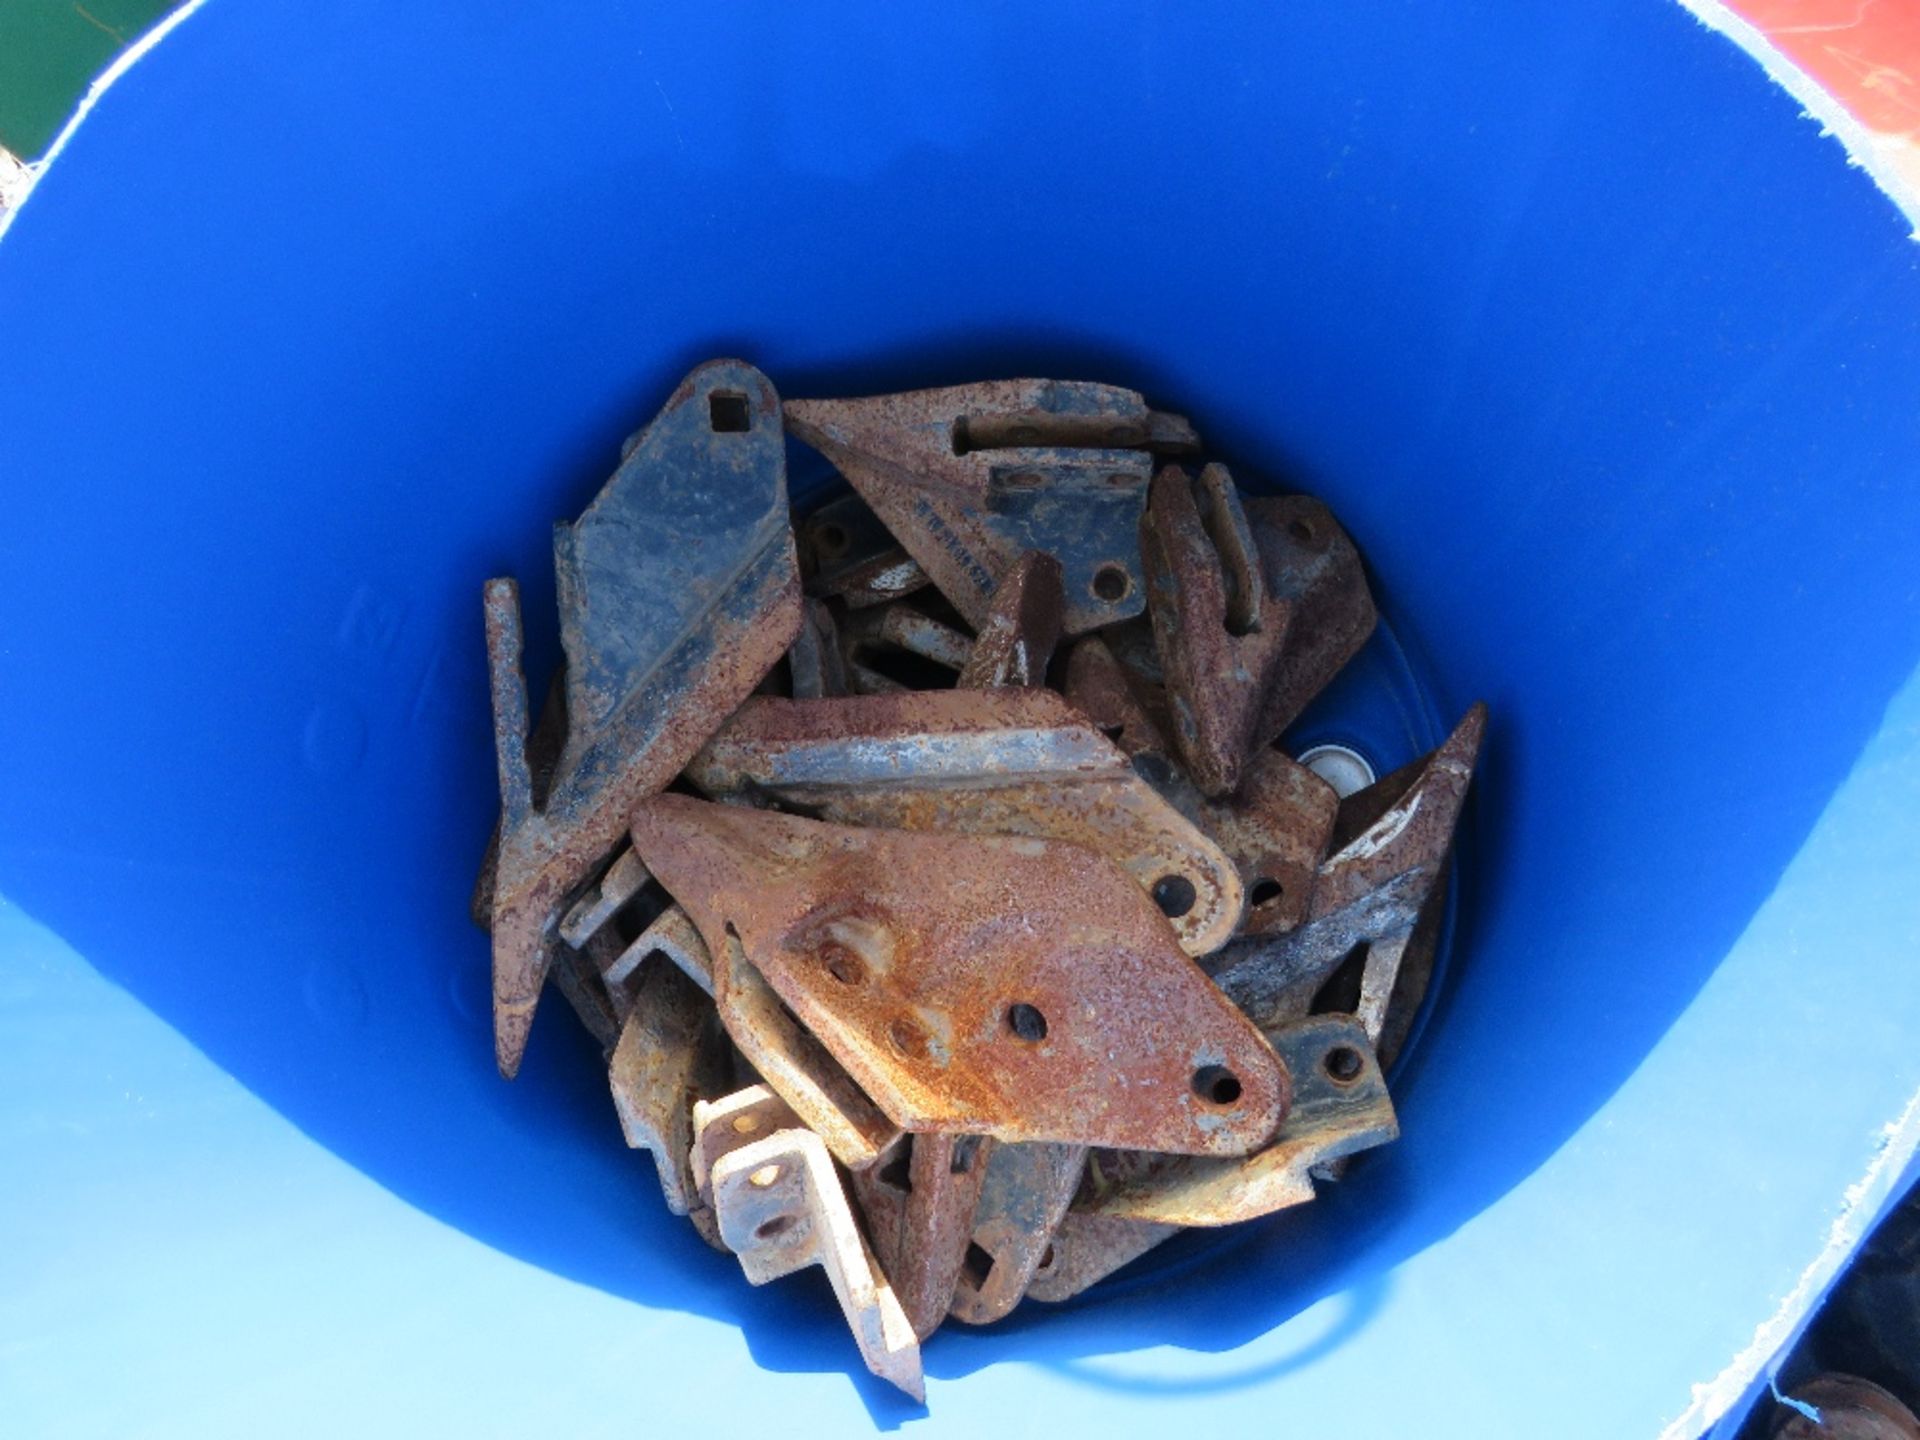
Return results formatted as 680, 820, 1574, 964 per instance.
493, 1006, 532, 1079
880, 1362, 926, 1405
494, 1037, 524, 1080
1447, 701, 1490, 759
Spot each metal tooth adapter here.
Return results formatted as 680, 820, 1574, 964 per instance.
786, 379, 1198, 637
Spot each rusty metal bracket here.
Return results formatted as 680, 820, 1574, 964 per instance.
630, 794, 1289, 1155
1205, 705, 1487, 1028
788, 599, 850, 700
1246, 494, 1379, 745
558, 848, 653, 951
1063, 637, 1337, 939
949, 1140, 1088, 1324
548, 934, 623, 1053
786, 380, 1198, 637
1076, 1015, 1397, 1227
607, 955, 727, 1216
682, 688, 1245, 955
954, 551, 1064, 690
799, 491, 931, 610
1062, 634, 1174, 763
1141, 464, 1294, 797
556, 845, 716, 1001
1175, 748, 1341, 940
839, 602, 974, 681
849, 1133, 994, 1339
695, 1086, 925, 1401
1025, 1212, 1180, 1305
484, 360, 803, 1078
611, 903, 715, 997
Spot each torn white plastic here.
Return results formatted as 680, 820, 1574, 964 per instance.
1659, 1083, 1920, 1439
0, 148, 31, 220
0, 0, 212, 243
1676, 0, 1920, 237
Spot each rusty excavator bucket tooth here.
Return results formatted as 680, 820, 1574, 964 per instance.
1204, 704, 1487, 1029
1024, 1211, 1181, 1305
1075, 1015, 1398, 1228
629, 793, 1289, 1155
850, 1132, 995, 1340
949, 1140, 1088, 1324
787, 600, 850, 700
954, 551, 1064, 690
786, 380, 1199, 637
682, 687, 1245, 956
482, 360, 804, 1078
1245, 494, 1379, 745
607, 954, 729, 1216
1141, 463, 1295, 798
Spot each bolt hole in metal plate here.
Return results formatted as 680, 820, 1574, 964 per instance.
785, 456, 1466, 1296
1005, 1002, 1047, 1043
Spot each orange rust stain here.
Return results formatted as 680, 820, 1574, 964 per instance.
1727, 0, 1920, 138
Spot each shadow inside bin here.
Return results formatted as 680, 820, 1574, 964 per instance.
5, 0, 1920, 1419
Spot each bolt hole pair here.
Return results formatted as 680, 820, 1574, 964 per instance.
747, 1163, 799, 1241
1005, 1001, 1248, 1109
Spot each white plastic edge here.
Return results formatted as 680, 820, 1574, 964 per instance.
1659, 1085, 1920, 1438
0, 0, 212, 245
1675, 0, 1920, 238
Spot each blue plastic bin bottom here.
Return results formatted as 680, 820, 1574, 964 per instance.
5, 1, 1920, 1436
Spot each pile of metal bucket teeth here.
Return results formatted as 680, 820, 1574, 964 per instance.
471, 359, 1486, 1402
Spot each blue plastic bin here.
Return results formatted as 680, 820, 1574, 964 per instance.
4, 4, 1920, 1436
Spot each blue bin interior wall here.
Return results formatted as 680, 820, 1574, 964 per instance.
3, 1, 1920, 1432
